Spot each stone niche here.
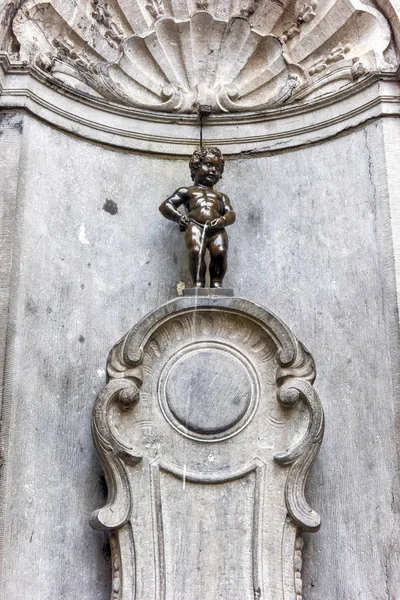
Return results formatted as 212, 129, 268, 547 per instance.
1, 0, 400, 598
1, 0, 399, 155
91, 295, 324, 600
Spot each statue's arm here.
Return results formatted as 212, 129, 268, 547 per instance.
221, 193, 236, 227
159, 188, 189, 223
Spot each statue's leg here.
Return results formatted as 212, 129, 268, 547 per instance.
209, 230, 228, 288
185, 223, 206, 287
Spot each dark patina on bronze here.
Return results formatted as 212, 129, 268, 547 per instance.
159, 147, 236, 289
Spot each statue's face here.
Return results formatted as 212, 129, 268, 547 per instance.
194, 154, 223, 187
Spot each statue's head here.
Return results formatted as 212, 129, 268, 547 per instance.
189, 146, 225, 187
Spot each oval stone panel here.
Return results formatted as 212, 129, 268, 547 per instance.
160, 343, 255, 435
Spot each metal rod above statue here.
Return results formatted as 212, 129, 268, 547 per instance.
198, 104, 212, 148
159, 146, 236, 290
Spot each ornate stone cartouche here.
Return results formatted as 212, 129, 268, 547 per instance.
91, 296, 324, 600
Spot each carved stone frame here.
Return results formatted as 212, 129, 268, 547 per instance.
91, 296, 324, 600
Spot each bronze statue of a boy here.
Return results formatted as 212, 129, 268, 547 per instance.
159, 146, 236, 288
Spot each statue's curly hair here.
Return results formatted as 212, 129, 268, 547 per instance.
189, 146, 225, 181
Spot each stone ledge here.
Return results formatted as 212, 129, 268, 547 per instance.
1, 69, 399, 154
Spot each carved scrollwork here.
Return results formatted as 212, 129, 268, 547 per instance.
196, 0, 210, 9
92, 0, 125, 47
110, 532, 122, 600
9, 0, 396, 113
240, 0, 261, 18
146, 0, 164, 20
90, 378, 142, 531
294, 534, 304, 599
91, 296, 324, 599
279, 0, 318, 44
274, 340, 324, 532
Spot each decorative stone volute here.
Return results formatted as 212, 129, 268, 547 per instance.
7, 0, 397, 113
91, 296, 324, 600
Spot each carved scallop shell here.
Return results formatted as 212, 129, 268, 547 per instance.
12, 0, 396, 112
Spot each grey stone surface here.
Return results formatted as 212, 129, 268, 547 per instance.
0, 2, 400, 157
2, 67, 400, 156
11, 0, 395, 113
163, 344, 253, 433
0, 111, 24, 585
0, 113, 399, 599
91, 296, 323, 600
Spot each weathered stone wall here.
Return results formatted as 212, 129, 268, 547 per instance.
0, 112, 399, 598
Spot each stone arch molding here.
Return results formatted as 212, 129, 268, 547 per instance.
10, 0, 398, 113
91, 296, 324, 600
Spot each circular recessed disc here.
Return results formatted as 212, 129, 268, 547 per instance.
159, 343, 256, 437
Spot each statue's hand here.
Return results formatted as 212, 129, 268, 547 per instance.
209, 217, 226, 230
179, 215, 189, 231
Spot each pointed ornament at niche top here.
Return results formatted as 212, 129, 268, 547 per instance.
10, 0, 397, 113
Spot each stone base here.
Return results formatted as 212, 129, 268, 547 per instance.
91, 295, 324, 600
183, 287, 234, 297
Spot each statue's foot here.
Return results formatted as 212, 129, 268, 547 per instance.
193, 281, 205, 288
211, 281, 223, 288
